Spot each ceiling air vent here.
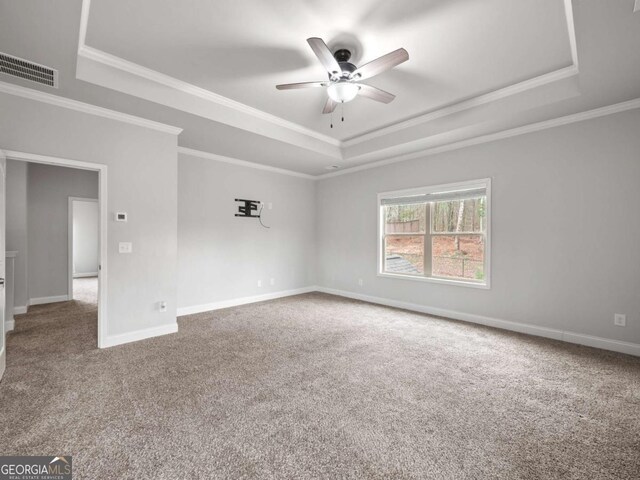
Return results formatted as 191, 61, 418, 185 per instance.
0, 52, 58, 88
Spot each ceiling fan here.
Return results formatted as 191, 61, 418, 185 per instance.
276, 38, 409, 114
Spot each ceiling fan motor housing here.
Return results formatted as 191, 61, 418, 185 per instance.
329, 49, 357, 80
334, 48, 352, 62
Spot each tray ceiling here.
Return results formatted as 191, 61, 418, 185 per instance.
85, 0, 574, 141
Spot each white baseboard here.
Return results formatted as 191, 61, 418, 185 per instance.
316, 286, 640, 357
4, 320, 15, 333
101, 322, 178, 348
73, 272, 98, 278
29, 295, 69, 306
177, 286, 317, 317
14, 306, 28, 315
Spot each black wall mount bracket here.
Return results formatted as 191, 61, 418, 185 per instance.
235, 198, 260, 218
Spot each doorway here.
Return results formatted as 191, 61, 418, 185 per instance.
2, 149, 107, 348
68, 197, 99, 301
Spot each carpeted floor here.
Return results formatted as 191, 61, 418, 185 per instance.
1, 286, 639, 479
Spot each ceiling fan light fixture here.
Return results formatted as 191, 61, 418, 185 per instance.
327, 82, 359, 103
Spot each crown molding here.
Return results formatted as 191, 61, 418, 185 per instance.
0, 80, 183, 135
178, 146, 316, 180
341, 65, 579, 148
77, 0, 579, 158
78, 45, 341, 149
342, 0, 579, 148
78, 1, 339, 150
317, 98, 640, 180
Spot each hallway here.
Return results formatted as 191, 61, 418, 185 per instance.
8, 277, 98, 354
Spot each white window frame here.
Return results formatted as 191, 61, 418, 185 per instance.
377, 178, 491, 289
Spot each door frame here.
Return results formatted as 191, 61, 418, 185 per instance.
2, 149, 108, 348
0, 150, 6, 380
68, 197, 99, 300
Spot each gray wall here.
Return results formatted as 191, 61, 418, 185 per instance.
28, 163, 98, 299
316, 109, 640, 344
177, 153, 316, 309
5, 160, 28, 308
0, 92, 178, 339
72, 199, 99, 276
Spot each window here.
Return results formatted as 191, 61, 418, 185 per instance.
378, 179, 490, 288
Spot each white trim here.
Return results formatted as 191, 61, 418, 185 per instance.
76, 0, 578, 155
0, 80, 182, 135
563, 0, 579, 70
4, 320, 15, 333
177, 286, 316, 317
5, 150, 109, 349
342, 65, 578, 147
101, 322, 178, 348
316, 287, 640, 357
178, 147, 316, 180
341, 0, 579, 146
29, 295, 69, 306
376, 272, 489, 289
13, 306, 27, 315
4, 150, 106, 171
318, 98, 640, 179
377, 178, 491, 289
78, 45, 340, 146
73, 272, 99, 278
78, 45, 340, 148
78, 0, 91, 52
68, 196, 99, 300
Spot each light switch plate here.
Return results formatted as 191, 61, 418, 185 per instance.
119, 242, 132, 254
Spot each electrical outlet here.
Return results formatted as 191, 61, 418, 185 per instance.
159, 301, 167, 313
270, 278, 275, 286
614, 314, 626, 327
118, 242, 132, 254
358, 278, 363, 286
268, 202, 273, 210
257, 280, 262, 288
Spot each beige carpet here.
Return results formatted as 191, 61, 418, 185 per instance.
1, 288, 639, 479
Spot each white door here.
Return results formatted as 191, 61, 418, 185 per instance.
0, 150, 6, 381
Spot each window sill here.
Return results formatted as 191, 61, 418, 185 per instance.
377, 272, 490, 289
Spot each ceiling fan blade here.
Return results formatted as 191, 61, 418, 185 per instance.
307, 37, 342, 77
358, 84, 396, 104
350, 48, 409, 81
276, 81, 328, 90
322, 97, 338, 114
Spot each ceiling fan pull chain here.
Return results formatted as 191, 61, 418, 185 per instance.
341, 102, 344, 122
330, 110, 333, 129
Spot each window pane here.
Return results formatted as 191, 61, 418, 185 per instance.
432, 235, 484, 281
384, 204, 426, 234
432, 197, 486, 233
384, 235, 424, 275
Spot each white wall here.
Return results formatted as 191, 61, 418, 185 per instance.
5, 160, 28, 309
316, 110, 640, 345
27, 163, 98, 299
177, 153, 316, 311
72, 200, 99, 277
0, 92, 178, 342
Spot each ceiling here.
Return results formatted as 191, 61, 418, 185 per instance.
0, 0, 639, 176
85, 0, 572, 140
